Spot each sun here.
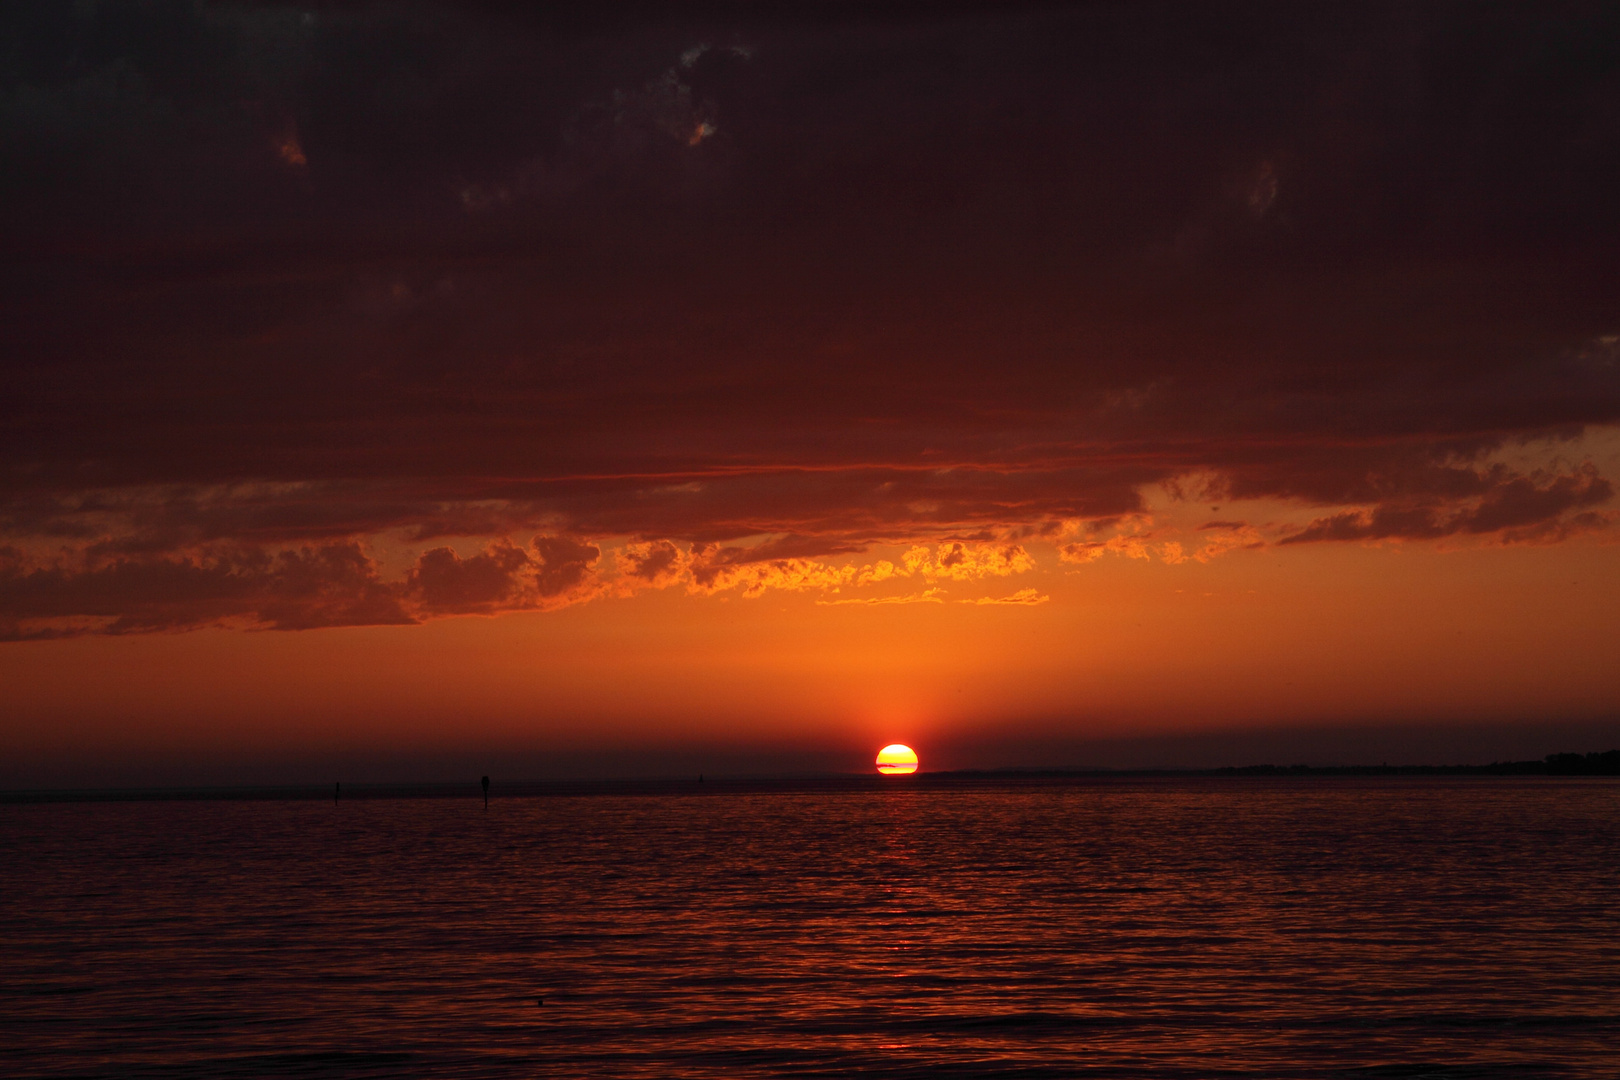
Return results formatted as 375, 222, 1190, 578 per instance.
876, 743, 918, 775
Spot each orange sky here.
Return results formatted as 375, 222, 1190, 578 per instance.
5, 523, 1616, 782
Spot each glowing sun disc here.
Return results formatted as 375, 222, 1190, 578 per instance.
876, 744, 919, 775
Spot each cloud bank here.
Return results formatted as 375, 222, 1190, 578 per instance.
2, 1, 1618, 637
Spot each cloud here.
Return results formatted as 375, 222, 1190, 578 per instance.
256, 544, 414, 631
0, 542, 413, 641
616, 539, 687, 586
688, 555, 858, 598
531, 536, 602, 597
408, 540, 533, 615
3, 4, 1620, 636
961, 588, 1049, 606
902, 542, 1035, 581
0, 533, 607, 640
817, 589, 945, 606
275, 123, 307, 169
0, 531, 1047, 638
1058, 524, 1183, 566
1279, 466, 1613, 545
454, 39, 747, 212
682, 540, 1036, 598
1187, 525, 1266, 563
407, 534, 601, 614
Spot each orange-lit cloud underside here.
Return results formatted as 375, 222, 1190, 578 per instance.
2, 454, 1612, 641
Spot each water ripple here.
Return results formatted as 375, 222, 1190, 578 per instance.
3, 779, 1618, 1077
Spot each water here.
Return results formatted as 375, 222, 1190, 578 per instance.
4, 778, 1619, 1078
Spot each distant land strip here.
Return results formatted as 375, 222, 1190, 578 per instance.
2, 752, 1617, 804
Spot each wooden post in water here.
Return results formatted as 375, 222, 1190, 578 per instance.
481, 775, 489, 809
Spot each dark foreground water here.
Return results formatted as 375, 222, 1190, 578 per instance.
4, 779, 1619, 1078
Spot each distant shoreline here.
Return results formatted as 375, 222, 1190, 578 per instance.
3, 751, 1616, 804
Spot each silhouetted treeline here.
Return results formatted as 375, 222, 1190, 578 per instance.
1216, 751, 1620, 777
1489, 750, 1620, 776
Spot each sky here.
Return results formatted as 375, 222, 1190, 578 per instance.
3, 1, 1619, 784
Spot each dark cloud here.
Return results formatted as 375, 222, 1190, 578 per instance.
255, 543, 415, 630
618, 538, 683, 582
682, 534, 876, 589
531, 535, 601, 596
0, 542, 413, 640
407, 540, 532, 614
403, 534, 598, 614
0, 531, 605, 639
2, 1, 1619, 633
1280, 464, 1613, 544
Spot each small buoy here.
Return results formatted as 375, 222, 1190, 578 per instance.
537, 998, 544, 1006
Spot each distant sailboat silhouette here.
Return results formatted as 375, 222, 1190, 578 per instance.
481, 775, 489, 808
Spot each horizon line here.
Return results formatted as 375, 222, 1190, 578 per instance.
5, 752, 1617, 804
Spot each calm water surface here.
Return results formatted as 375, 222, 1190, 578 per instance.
4, 779, 1619, 1077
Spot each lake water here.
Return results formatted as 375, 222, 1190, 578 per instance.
4, 778, 1619, 1077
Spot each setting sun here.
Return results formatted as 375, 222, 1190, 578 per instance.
876, 744, 919, 775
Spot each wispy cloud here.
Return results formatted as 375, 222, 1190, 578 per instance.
817, 589, 945, 606
961, 588, 1049, 606
1278, 465, 1612, 545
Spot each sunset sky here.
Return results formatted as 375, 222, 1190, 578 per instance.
3, 1, 1619, 783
